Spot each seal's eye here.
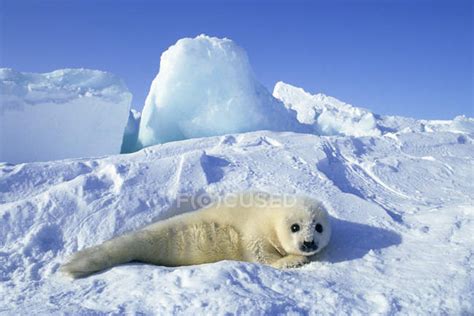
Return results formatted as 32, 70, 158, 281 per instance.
291, 224, 300, 233
315, 223, 323, 233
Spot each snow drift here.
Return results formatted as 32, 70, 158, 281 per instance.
1, 129, 473, 314
0, 68, 132, 163
137, 35, 304, 148
273, 81, 381, 137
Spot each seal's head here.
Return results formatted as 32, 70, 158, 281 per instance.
276, 197, 331, 256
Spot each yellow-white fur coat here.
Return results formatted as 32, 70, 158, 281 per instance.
61, 193, 331, 278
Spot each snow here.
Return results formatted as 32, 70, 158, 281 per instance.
422, 115, 474, 134
1, 127, 473, 314
0, 68, 132, 164
273, 81, 381, 137
450, 115, 474, 133
137, 35, 304, 148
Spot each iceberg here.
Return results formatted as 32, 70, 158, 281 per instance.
0, 68, 132, 163
137, 35, 304, 148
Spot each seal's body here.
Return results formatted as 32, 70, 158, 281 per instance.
61, 193, 331, 278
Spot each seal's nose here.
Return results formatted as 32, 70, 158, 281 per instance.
300, 240, 318, 252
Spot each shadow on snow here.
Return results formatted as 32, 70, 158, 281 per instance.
319, 217, 402, 263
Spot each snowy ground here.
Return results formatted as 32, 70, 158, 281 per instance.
1, 128, 473, 314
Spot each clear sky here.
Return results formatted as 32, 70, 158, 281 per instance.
1, 0, 472, 119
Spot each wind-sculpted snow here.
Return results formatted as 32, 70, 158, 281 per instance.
273, 81, 474, 139
137, 35, 305, 148
1, 130, 473, 314
273, 81, 381, 137
0, 68, 132, 163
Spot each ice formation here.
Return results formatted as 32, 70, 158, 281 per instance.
448, 115, 474, 133
137, 35, 304, 148
0, 68, 132, 163
120, 109, 141, 153
422, 115, 474, 134
273, 81, 381, 137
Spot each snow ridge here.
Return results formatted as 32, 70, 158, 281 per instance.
273, 81, 381, 137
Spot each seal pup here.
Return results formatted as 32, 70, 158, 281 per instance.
61, 192, 331, 278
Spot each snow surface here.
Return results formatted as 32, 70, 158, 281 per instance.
137, 35, 305, 148
1, 127, 473, 314
0, 68, 132, 164
273, 81, 381, 137
421, 115, 474, 134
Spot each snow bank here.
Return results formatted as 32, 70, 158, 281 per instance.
1, 130, 473, 313
0, 68, 132, 164
137, 35, 303, 148
422, 115, 474, 134
273, 81, 381, 137
451, 115, 474, 133
120, 109, 141, 153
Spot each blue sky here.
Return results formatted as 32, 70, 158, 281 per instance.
1, 0, 472, 119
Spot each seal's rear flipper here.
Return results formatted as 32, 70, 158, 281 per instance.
60, 235, 139, 279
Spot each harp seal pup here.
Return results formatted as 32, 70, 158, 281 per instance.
61, 192, 331, 278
